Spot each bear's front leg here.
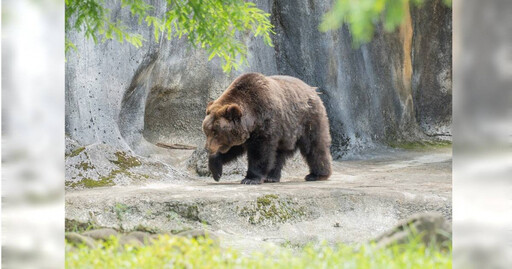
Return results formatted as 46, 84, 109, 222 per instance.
208, 154, 223, 181
241, 142, 276, 185
208, 145, 246, 181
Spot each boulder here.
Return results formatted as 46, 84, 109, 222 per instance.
373, 212, 451, 249
82, 228, 119, 241
126, 231, 152, 245
65, 232, 97, 249
118, 235, 144, 247
176, 229, 219, 244
65, 143, 187, 189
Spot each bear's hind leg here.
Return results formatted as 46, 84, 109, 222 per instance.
304, 146, 331, 181
300, 132, 332, 182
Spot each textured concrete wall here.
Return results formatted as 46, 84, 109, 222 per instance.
65, 0, 452, 158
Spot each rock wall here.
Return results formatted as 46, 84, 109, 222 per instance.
411, 0, 452, 139
65, 0, 452, 159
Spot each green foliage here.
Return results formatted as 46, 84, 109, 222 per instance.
65, 0, 145, 48
65, 0, 274, 73
66, 234, 451, 268
319, 0, 452, 46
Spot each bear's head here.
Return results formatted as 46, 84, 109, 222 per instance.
202, 102, 252, 154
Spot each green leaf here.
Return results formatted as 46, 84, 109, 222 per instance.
319, 0, 433, 46
65, 0, 275, 73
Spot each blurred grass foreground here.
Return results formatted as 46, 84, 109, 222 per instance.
66, 234, 451, 268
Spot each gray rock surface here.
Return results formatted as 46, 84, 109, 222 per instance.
66, 148, 452, 252
65, 142, 188, 189
411, 0, 452, 139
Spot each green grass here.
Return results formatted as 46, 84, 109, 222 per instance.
66, 234, 451, 268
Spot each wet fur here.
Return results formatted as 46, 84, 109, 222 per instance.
203, 73, 332, 184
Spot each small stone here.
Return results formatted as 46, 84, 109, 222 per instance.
127, 231, 152, 244
82, 228, 118, 241
65, 232, 97, 248
118, 235, 144, 247
147, 233, 175, 243
149, 234, 162, 241
263, 238, 287, 245
176, 229, 219, 243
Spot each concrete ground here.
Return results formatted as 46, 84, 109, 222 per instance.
65, 147, 451, 253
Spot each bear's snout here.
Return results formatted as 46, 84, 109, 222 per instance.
205, 140, 217, 154
206, 138, 228, 154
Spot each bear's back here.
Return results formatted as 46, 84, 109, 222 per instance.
224, 73, 322, 115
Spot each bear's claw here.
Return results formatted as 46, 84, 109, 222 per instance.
241, 178, 263, 185
264, 178, 280, 183
305, 174, 329, 181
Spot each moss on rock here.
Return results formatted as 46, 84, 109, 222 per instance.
112, 151, 141, 169
239, 194, 307, 225
75, 161, 95, 171
65, 219, 97, 233
68, 146, 86, 157
166, 204, 202, 222
67, 150, 147, 189
66, 176, 115, 188
388, 140, 451, 150
133, 225, 160, 234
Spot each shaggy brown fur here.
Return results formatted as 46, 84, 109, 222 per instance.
202, 73, 332, 184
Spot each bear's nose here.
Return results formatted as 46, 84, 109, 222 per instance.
205, 140, 219, 154
208, 146, 219, 154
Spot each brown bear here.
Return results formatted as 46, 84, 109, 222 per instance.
202, 72, 332, 184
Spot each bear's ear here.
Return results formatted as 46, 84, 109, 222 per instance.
206, 101, 214, 115
224, 104, 242, 121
